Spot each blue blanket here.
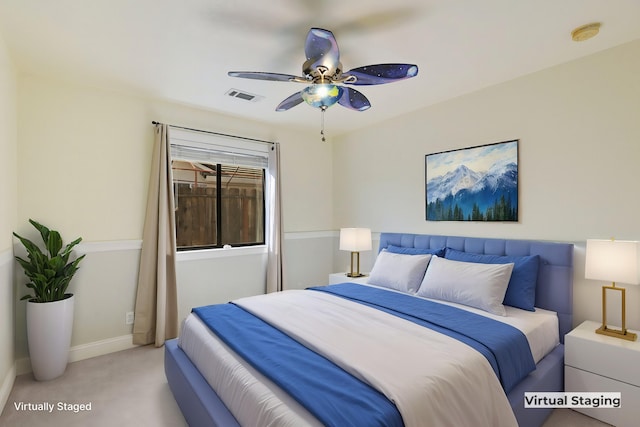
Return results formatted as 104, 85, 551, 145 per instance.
192, 303, 403, 427
310, 283, 536, 393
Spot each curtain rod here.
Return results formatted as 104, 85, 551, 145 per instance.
152, 121, 275, 145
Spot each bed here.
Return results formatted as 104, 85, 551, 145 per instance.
165, 232, 574, 427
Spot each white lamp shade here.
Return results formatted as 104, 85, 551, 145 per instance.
339, 228, 372, 252
585, 239, 640, 285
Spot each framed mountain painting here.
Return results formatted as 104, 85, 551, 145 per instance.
425, 140, 518, 221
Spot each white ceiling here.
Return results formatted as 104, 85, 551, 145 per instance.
1, 0, 639, 136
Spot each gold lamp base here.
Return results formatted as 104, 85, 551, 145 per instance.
346, 272, 365, 278
595, 325, 637, 341
597, 283, 638, 342
346, 251, 366, 278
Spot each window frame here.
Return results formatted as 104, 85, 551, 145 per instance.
168, 127, 271, 252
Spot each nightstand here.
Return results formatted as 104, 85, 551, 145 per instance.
565, 320, 640, 427
328, 272, 369, 285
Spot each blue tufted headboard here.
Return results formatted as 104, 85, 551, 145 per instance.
378, 233, 574, 343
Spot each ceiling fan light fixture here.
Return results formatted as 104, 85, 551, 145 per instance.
301, 84, 343, 109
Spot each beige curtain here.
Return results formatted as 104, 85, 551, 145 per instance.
266, 142, 285, 293
133, 123, 178, 346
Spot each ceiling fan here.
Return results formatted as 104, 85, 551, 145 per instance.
228, 27, 418, 139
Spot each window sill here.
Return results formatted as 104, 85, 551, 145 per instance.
176, 245, 267, 262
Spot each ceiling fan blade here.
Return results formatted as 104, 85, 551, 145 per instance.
228, 71, 301, 82
304, 28, 341, 72
343, 64, 418, 85
338, 87, 371, 112
276, 91, 305, 111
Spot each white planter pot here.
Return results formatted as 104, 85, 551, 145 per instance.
26, 294, 75, 381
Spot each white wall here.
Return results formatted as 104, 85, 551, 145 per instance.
0, 30, 17, 413
285, 232, 337, 290
13, 73, 336, 364
333, 40, 640, 331
176, 248, 267, 322
9, 30, 640, 384
16, 75, 334, 241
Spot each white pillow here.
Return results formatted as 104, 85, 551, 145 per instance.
368, 250, 432, 294
416, 256, 514, 316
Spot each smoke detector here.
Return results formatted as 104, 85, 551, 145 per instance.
571, 23, 601, 42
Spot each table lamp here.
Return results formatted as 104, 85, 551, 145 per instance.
339, 228, 372, 278
585, 239, 639, 341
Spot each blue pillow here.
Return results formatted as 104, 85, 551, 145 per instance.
386, 245, 445, 257
444, 248, 540, 311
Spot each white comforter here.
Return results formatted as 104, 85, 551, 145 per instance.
231, 289, 518, 427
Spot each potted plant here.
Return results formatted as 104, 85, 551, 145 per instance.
13, 219, 85, 381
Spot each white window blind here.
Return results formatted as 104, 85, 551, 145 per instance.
169, 127, 270, 168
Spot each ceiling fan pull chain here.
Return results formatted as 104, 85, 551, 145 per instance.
321, 107, 326, 142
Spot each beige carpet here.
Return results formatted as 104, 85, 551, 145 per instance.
0, 345, 187, 427
0, 345, 609, 427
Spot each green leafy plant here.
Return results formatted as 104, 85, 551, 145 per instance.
13, 219, 86, 303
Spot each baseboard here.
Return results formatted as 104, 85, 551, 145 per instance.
16, 334, 137, 376
0, 364, 16, 416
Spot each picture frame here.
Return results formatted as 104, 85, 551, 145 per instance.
425, 140, 518, 221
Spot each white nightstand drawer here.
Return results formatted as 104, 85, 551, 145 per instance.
565, 321, 640, 427
565, 321, 640, 386
565, 365, 639, 427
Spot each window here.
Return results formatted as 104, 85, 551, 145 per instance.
169, 128, 270, 251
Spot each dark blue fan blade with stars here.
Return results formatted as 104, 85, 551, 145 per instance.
343, 64, 418, 85
338, 87, 371, 111
304, 28, 341, 73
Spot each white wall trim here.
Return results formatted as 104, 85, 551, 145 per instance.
68, 334, 137, 363
16, 334, 137, 376
21, 232, 346, 257
177, 231, 341, 261
285, 230, 338, 240
9, 231, 350, 264
0, 364, 16, 417
76, 240, 142, 254
177, 245, 267, 262
14, 240, 143, 256
283, 230, 381, 240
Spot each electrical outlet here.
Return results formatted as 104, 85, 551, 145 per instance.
125, 311, 134, 325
